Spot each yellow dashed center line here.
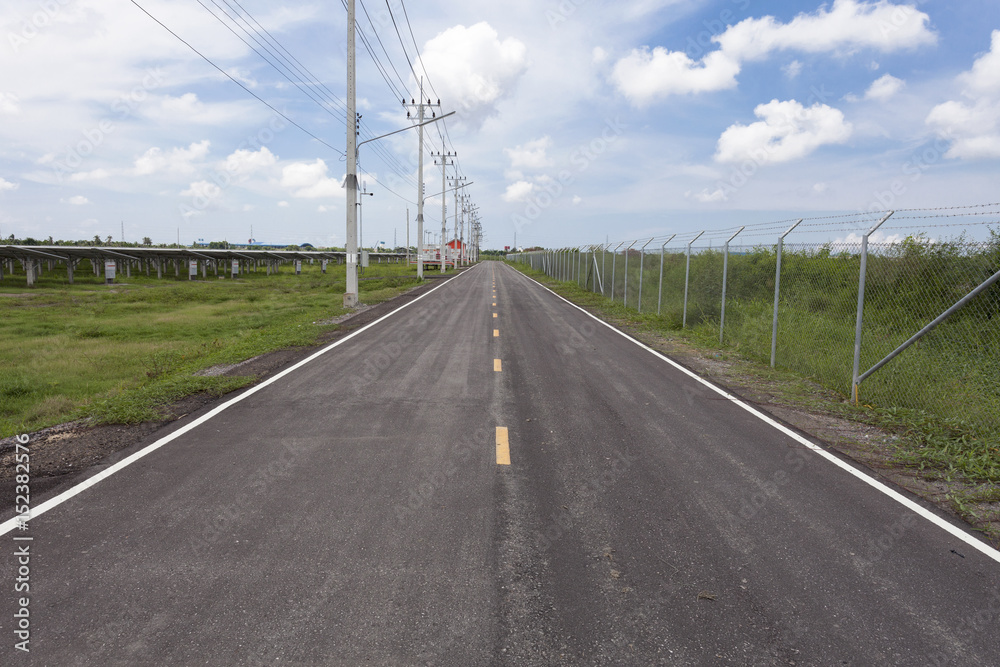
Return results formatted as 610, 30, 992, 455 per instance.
494, 358, 502, 372
493, 313, 497, 318
496, 427, 510, 465
493, 329, 499, 337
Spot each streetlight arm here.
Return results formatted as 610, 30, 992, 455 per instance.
357, 111, 457, 152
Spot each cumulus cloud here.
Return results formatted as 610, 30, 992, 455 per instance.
135, 140, 211, 176
611, 0, 935, 105
502, 180, 535, 203
714, 0, 935, 61
280, 159, 340, 198
715, 99, 852, 164
865, 74, 905, 100
277, 200, 290, 208
416, 22, 527, 127
67, 195, 89, 205
223, 146, 277, 177
926, 31, 1000, 159
612, 50, 740, 104
0, 177, 19, 192
504, 137, 554, 170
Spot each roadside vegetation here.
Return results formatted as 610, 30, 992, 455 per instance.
0, 259, 443, 437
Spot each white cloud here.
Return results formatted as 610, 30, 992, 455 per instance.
67, 195, 89, 205
223, 146, 277, 177
502, 180, 535, 203
0, 92, 19, 114
180, 180, 222, 201
715, 99, 852, 164
927, 31, 1000, 159
612, 49, 740, 104
416, 22, 527, 127
280, 159, 340, 198
715, 0, 935, 61
504, 137, 554, 170
135, 140, 211, 176
865, 74, 904, 100
0, 177, 18, 192
690, 187, 728, 203
69, 169, 110, 182
592, 46, 609, 64
782, 60, 803, 80
572, 195, 582, 205
277, 200, 290, 208
611, 0, 934, 105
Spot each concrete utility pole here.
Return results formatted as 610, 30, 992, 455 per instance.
432, 150, 455, 273
450, 174, 465, 265
404, 80, 440, 279
343, 0, 359, 307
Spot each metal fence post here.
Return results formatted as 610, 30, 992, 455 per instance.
638, 238, 653, 312
623, 240, 636, 306
577, 246, 584, 287
601, 243, 609, 297
610, 242, 623, 301
720, 226, 745, 344
657, 234, 675, 316
682, 231, 704, 328
851, 211, 894, 402
770, 219, 803, 367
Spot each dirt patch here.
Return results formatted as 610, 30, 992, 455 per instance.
0, 272, 464, 515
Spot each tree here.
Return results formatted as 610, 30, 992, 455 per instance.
105, 235, 113, 244
93, 235, 102, 245
143, 237, 152, 246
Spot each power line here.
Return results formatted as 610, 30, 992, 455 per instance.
217, 0, 417, 188
399, 0, 438, 100
128, 0, 344, 156
358, 0, 411, 96
196, 0, 349, 125
384, 0, 422, 90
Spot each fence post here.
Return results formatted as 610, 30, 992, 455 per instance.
577, 246, 584, 287
851, 211, 895, 402
623, 240, 637, 306
610, 242, 623, 301
601, 243, 609, 297
720, 226, 745, 345
682, 231, 705, 328
770, 219, 803, 368
638, 238, 653, 312
657, 234, 676, 316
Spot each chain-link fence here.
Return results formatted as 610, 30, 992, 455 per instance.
509, 212, 1000, 442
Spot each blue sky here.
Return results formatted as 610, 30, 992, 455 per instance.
1, 0, 999, 249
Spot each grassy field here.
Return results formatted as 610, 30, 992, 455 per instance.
510, 242, 1000, 485
0, 257, 445, 437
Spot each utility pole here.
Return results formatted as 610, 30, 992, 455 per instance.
450, 174, 466, 265
344, 0, 359, 307
404, 80, 439, 279
432, 150, 455, 273
405, 207, 410, 265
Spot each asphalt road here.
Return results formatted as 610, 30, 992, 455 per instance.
2, 261, 999, 665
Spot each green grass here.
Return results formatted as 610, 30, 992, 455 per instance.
509, 249, 1000, 484
0, 258, 449, 436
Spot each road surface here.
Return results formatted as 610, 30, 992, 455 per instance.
2, 261, 999, 665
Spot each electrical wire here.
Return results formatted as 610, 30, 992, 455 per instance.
129, 0, 345, 157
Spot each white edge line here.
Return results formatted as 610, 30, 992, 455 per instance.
508, 264, 1000, 566
0, 267, 477, 537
